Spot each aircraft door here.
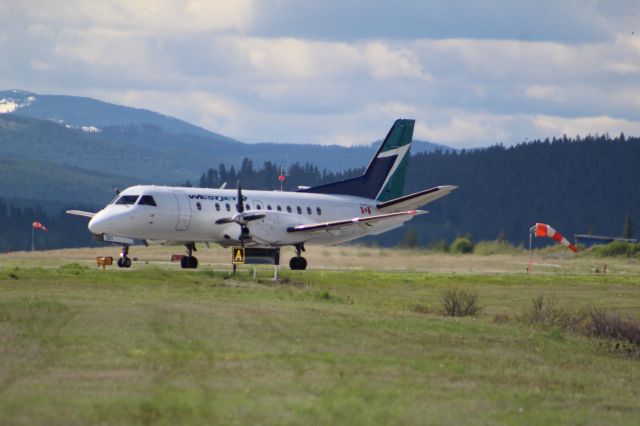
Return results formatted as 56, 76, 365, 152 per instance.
173, 193, 192, 231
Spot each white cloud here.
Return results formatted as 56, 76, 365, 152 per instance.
236, 37, 362, 81
523, 85, 568, 103
364, 42, 429, 81
532, 114, 640, 138
24, 0, 254, 34
2, 0, 640, 149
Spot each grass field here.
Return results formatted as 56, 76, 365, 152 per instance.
1, 247, 639, 425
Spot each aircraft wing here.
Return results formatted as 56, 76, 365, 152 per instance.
287, 210, 427, 234
376, 185, 457, 212
66, 210, 96, 218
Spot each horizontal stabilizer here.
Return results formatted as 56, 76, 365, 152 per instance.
66, 210, 96, 218
376, 185, 457, 212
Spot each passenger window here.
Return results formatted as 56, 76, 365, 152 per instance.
246, 204, 251, 210
267, 205, 272, 210
196, 202, 202, 211
257, 205, 262, 210
138, 195, 157, 206
296, 206, 302, 214
115, 195, 139, 205
286, 206, 292, 213
316, 207, 322, 216
215, 203, 220, 211
225, 203, 230, 212
306, 207, 312, 215
277, 205, 282, 212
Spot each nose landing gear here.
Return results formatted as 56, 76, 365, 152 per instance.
180, 242, 199, 269
289, 243, 307, 270
117, 245, 132, 268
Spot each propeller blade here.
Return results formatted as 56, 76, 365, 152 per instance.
215, 217, 235, 224
242, 213, 266, 222
237, 181, 244, 213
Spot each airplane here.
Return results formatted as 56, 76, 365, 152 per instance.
67, 119, 457, 269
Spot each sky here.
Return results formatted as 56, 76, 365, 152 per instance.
1, 0, 640, 148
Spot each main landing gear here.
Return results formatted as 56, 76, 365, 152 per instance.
289, 243, 307, 270
117, 245, 132, 268
181, 242, 198, 269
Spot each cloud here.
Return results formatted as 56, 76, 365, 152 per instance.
364, 42, 429, 80
2, 0, 640, 149
23, 0, 254, 34
532, 114, 640, 138
250, 0, 612, 43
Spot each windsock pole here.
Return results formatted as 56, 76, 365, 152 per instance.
527, 226, 534, 274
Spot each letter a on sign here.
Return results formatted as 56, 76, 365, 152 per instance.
232, 247, 245, 264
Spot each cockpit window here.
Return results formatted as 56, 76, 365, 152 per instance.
138, 195, 157, 206
115, 195, 139, 205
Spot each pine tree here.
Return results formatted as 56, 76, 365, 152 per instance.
399, 226, 420, 249
497, 228, 507, 243
623, 214, 634, 239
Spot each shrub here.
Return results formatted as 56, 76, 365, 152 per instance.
439, 288, 482, 317
450, 235, 474, 254
585, 308, 640, 346
519, 294, 582, 329
590, 241, 640, 258
427, 240, 449, 253
473, 240, 522, 255
410, 303, 432, 314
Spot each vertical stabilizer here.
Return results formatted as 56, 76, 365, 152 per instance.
300, 119, 414, 201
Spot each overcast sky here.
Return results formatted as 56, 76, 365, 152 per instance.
1, 0, 639, 147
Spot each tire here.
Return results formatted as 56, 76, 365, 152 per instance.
180, 256, 188, 269
117, 257, 124, 268
289, 256, 307, 270
123, 257, 132, 268
189, 256, 198, 269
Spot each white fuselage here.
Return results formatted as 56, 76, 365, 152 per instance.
88, 185, 394, 247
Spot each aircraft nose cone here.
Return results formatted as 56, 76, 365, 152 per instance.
88, 211, 111, 235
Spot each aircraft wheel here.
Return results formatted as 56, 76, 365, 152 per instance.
289, 256, 307, 270
181, 256, 198, 269
118, 257, 131, 268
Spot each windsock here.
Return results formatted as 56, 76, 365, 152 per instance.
32, 221, 48, 232
531, 223, 577, 253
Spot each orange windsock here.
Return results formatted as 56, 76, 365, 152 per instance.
531, 223, 577, 253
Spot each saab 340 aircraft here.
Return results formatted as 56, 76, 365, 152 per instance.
67, 119, 456, 269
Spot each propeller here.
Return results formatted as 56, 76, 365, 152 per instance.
214, 181, 265, 246
236, 182, 250, 246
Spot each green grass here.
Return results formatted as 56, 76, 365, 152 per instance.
1, 265, 639, 425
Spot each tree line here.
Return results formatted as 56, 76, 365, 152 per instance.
0, 198, 97, 252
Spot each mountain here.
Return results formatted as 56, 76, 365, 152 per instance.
0, 156, 134, 206
0, 90, 452, 187
0, 89, 236, 141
